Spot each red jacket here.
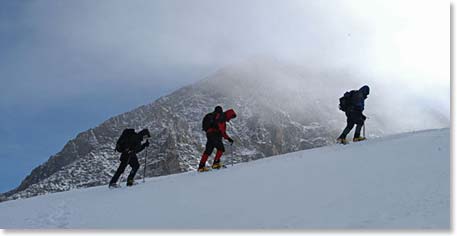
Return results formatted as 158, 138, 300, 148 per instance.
207, 109, 237, 139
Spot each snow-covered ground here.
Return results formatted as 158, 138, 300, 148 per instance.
0, 129, 450, 229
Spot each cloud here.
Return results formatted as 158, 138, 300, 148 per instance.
0, 0, 449, 114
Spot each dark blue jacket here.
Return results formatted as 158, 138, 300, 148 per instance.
352, 85, 370, 111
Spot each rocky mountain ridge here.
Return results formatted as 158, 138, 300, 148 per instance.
0, 59, 448, 202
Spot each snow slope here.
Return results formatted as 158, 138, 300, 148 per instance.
0, 129, 449, 229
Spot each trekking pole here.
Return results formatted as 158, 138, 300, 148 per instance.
231, 143, 234, 167
143, 138, 149, 183
363, 124, 366, 138
363, 116, 369, 138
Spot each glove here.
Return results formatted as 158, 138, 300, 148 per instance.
143, 140, 150, 147
227, 137, 234, 144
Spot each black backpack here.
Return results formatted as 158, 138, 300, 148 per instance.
115, 129, 135, 153
202, 112, 218, 131
339, 90, 357, 112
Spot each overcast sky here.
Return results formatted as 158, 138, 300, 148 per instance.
0, 0, 449, 192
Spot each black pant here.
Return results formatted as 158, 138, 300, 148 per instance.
110, 153, 140, 184
204, 132, 225, 155
339, 110, 365, 139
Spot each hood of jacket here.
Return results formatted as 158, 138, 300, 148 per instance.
224, 109, 237, 122
359, 85, 370, 97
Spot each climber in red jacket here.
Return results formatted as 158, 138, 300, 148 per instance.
199, 106, 237, 172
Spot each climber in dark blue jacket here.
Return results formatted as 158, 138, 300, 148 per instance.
337, 85, 370, 144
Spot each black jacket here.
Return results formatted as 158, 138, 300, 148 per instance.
125, 133, 147, 154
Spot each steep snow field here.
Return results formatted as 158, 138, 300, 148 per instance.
0, 129, 450, 229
